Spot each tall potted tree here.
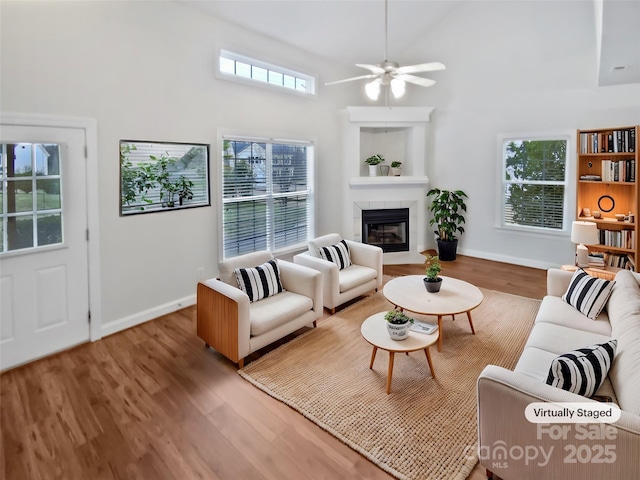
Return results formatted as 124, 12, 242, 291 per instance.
427, 188, 468, 261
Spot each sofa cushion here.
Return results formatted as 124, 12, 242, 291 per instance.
605, 270, 640, 415
318, 240, 352, 270
535, 296, 611, 336
338, 264, 378, 292
523, 322, 612, 356
562, 268, 615, 319
249, 291, 313, 336
607, 269, 640, 338
234, 259, 283, 303
545, 340, 617, 398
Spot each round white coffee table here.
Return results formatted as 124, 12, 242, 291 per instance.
360, 312, 438, 394
383, 275, 483, 352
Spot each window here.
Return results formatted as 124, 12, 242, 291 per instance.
222, 137, 314, 258
1, 143, 63, 253
219, 50, 316, 96
502, 136, 569, 231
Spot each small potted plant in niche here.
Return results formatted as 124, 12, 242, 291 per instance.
424, 255, 443, 293
390, 161, 402, 176
427, 188, 468, 261
384, 310, 414, 340
365, 154, 384, 177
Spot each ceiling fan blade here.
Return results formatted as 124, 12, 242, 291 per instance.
355, 64, 386, 75
396, 62, 446, 75
397, 74, 436, 88
325, 74, 378, 86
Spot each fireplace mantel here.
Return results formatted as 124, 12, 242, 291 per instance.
349, 176, 429, 187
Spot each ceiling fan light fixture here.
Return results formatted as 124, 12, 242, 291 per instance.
390, 77, 405, 98
365, 79, 381, 100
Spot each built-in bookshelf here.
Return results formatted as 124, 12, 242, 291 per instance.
576, 125, 639, 271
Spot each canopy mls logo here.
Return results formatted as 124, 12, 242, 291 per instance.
524, 402, 621, 423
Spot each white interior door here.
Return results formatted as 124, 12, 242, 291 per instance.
0, 125, 89, 370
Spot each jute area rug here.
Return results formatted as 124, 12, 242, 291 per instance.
239, 289, 540, 480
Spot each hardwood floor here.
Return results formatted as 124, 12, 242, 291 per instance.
0, 255, 545, 480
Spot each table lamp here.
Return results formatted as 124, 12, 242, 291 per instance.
571, 221, 599, 267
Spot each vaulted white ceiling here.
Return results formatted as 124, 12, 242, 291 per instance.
180, 0, 639, 87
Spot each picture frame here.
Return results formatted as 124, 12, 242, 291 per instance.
119, 140, 210, 215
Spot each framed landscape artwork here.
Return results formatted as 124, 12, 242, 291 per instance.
119, 140, 210, 215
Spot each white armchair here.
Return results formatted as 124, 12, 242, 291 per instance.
197, 251, 322, 368
293, 233, 383, 314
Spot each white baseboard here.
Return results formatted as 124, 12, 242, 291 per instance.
459, 248, 556, 270
100, 294, 196, 338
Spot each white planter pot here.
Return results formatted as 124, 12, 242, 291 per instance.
386, 321, 411, 340
368, 165, 378, 176
391, 167, 402, 176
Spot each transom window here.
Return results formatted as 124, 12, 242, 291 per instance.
222, 137, 314, 258
501, 136, 569, 231
1, 143, 63, 253
219, 50, 316, 95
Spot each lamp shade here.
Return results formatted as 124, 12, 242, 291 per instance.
390, 78, 406, 98
365, 80, 381, 100
571, 221, 599, 245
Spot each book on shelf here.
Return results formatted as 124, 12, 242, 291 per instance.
598, 229, 635, 249
588, 253, 605, 266
410, 320, 438, 335
579, 127, 636, 154
580, 174, 601, 181
603, 253, 634, 270
600, 159, 636, 182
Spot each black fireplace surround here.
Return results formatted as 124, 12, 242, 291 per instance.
362, 208, 409, 253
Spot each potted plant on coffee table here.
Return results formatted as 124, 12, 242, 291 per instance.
423, 255, 443, 293
384, 310, 414, 340
427, 188, 468, 261
365, 154, 385, 176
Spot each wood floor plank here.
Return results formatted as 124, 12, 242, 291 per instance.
1, 255, 543, 480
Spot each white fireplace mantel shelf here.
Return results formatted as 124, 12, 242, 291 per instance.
349, 176, 429, 187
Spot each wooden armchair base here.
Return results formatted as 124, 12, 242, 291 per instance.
197, 282, 242, 367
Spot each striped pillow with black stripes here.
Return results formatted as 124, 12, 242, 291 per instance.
318, 240, 351, 270
562, 268, 615, 319
546, 340, 617, 398
234, 259, 283, 303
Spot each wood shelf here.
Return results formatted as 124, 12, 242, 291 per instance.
576, 125, 639, 271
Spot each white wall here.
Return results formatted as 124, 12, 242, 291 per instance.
2, 0, 640, 335
0, 0, 352, 334
392, 0, 640, 268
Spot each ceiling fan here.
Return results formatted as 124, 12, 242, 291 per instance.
325, 0, 445, 100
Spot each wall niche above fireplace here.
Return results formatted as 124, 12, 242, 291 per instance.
344, 106, 434, 180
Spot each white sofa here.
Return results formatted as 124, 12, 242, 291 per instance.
197, 251, 322, 368
477, 268, 640, 479
293, 233, 383, 314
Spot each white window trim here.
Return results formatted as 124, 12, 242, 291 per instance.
496, 130, 575, 237
218, 131, 316, 260
217, 49, 317, 97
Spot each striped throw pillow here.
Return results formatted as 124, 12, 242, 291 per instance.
318, 240, 351, 270
546, 340, 617, 398
234, 259, 283, 303
562, 268, 615, 319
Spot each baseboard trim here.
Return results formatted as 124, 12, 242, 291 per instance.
100, 294, 196, 338
459, 248, 557, 270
